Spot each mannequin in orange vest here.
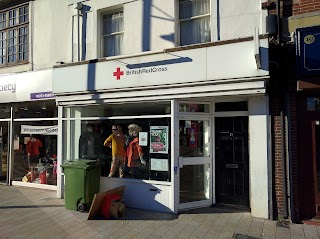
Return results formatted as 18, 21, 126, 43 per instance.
125, 124, 146, 179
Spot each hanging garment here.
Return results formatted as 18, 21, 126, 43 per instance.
26, 139, 42, 157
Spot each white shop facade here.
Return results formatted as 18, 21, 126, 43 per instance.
53, 37, 271, 219
0, 69, 58, 189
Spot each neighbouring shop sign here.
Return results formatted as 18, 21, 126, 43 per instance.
297, 26, 320, 76
0, 69, 52, 103
150, 126, 169, 154
21, 125, 58, 135
30, 91, 55, 100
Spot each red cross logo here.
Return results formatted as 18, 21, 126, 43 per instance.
113, 67, 124, 80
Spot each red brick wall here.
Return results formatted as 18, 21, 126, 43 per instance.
269, 44, 299, 222
269, 47, 287, 218
293, 0, 320, 15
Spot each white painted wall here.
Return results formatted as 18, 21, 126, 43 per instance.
0, 0, 267, 75
249, 96, 269, 219
219, 0, 266, 40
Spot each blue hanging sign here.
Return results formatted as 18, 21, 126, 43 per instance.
296, 26, 320, 76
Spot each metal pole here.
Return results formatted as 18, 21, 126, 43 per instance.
77, 8, 80, 62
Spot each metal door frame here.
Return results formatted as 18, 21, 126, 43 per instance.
178, 116, 213, 210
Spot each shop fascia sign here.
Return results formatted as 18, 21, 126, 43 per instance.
0, 69, 54, 103
111, 56, 192, 80
0, 82, 16, 93
112, 66, 168, 80
21, 125, 58, 135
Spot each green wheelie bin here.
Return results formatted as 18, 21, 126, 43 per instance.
61, 159, 101, 212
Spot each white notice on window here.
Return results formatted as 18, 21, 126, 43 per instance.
139, 132, 148, 146
151, 158, 168, 172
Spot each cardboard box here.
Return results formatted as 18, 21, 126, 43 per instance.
87, 186, 125, 220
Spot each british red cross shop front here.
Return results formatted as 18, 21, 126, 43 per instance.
53, 40, 270, 218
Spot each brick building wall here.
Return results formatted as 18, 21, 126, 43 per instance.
269, 42, 299, 221
267, 0, 319, 222
292, 0, 320, 15
269, 43, 287, 220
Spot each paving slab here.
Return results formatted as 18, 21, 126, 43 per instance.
0, 185, 319, 239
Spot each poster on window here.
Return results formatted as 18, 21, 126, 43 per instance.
150, 126, 168, 154
151, 158, 168, 172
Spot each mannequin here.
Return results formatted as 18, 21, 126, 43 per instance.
26, 135, 42, 163
79, 124, 103, 159
103, 125, 126, 178
125, 124, 146, 179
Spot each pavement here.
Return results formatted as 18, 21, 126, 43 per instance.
0, 185, 319, 239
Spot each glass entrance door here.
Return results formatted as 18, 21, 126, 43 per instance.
179, 118, 212, 209
0, 121, 10, 184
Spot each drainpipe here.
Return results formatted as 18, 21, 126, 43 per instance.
268, 113, 274, 220
276, 0, 282, 44
30, 0, 34, 71
285, 93, 293, 222
216, 0, 220, 41
76, 2, 83, 62
281, 110, 288, 219
71, 15, 74, 62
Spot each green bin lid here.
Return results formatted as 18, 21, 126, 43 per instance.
61, 159, 100, 169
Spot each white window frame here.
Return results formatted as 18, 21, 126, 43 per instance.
178, 0, 211, 46
101, 9, 124, 57
0, 3, 29, 66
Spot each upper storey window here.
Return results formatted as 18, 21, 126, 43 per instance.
179, 0, 211, 46
102, 10, 124, 57
0, 4, 29, 65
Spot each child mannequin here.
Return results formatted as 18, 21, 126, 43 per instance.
104, 125, 126, 178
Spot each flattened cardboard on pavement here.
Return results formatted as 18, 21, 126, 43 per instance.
87, 186, 125, 220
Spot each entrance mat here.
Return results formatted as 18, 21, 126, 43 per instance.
233, 234, 260, 239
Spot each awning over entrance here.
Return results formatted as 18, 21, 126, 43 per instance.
55, 76, 267, 106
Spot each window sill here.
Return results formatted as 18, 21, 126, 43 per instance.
0, 61, 30, 69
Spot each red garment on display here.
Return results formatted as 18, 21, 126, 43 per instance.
26, 139, 42, 156
126, 137, 143, 167
39, 171, 47, 184
101, 193, 121, 218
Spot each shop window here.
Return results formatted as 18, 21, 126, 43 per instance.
63, 118, 171, 182
215, 101, 248, 112
12, 121, 58, 186
179, 102, 210, 113
0, 4, 29, 65
0, 104, 11, 119
15, 100, 57, 119
307, 97, 320, 111
102, 9, 123, 57
64, 101, 171, 118
179, 0, 211, 46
